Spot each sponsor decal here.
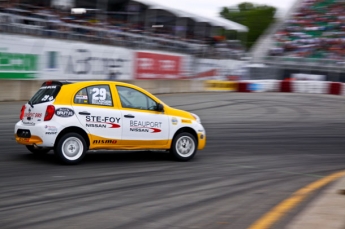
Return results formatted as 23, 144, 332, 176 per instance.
76, 95, 88, 100
86, 116, 121, 128
55, 108, 74, 117
181, 119, 192, 124
92, 100, 112, 106
22, 121, 35, 126
41, 86, 57, 89
45, 125, 57, 132
24, 112, 42, 118
18, 138, 30, 142
45, 132, 57, 135
171, 117, 178, 125
130, 120, 162, 133
93, 139, 117, 144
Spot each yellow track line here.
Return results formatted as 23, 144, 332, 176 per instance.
248, 170, 345, 229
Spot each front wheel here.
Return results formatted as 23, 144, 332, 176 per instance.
170, 132, 197, 161
26, 145, 50, 156
54, 133, 87, 165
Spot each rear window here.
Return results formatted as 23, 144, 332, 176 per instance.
29, 85, 61, 105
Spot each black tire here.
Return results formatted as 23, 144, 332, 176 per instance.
170, 132, 197, 161
26, 145, 50, 156
54, 133, 87, 165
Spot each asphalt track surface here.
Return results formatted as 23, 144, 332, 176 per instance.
1, 92, 345, 229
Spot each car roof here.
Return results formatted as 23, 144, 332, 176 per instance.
43, 80, 138, 88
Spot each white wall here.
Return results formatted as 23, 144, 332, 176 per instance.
0, 34, 244, 80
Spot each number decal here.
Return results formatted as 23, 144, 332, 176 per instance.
92, 88, 106, 101
41, 95, 50, 101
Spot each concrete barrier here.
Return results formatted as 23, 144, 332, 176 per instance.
0, 80, 46, 101
204, 80, 237, 91
1, 79, 345, 102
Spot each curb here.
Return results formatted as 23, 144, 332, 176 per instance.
286, 175, 345, 229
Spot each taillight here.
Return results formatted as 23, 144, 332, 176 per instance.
20, 105, 26, 120
44, 105, 55, 121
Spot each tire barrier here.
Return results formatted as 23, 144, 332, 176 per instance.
237, 82, 250, 92
204, 80, 237, 91
205, 80, 344, 95
240, 80, 279, 92
293, 81, 328, 94
280, 80, 293, 93
328, 82, 343, 95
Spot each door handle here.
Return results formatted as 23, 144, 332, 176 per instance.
124, 114, 135, 118
79, 111, 90, 115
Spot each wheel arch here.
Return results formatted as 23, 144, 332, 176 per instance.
172, 127, 198, 146
55, 126, 90, 149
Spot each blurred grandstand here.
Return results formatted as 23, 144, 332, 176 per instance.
0, 0, 248, 60
251, 0, 345, 82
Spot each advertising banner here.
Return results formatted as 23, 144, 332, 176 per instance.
180, 57, 243, 80
0, 34, 133, 80
0, 50, 38, 79
135, 51, 182, 79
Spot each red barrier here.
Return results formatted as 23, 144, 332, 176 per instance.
280, 81, 293, 92
237, 82, 250, 92
328, 82, 342, 95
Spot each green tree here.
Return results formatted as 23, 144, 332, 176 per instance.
220, 2, 276, 49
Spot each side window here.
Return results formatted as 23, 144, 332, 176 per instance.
116, 86, 157, 110
74, 88, 89, 104
74, 85, 113, 106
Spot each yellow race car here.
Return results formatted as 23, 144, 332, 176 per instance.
15, 81, 206, 164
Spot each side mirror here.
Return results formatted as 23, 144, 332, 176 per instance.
156, 103, 164, 112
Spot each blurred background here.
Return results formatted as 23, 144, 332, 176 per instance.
2, 2, 345, 228
1, 0, 345, 84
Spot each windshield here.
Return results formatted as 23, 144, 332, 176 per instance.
29, 85, 61, 105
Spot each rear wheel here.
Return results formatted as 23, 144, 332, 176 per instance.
54, 133, 87, 165
170, 132, 197, 161
26, 145, 50, 156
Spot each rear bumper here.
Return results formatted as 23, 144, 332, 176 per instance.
15, 134, 43, 145
14, 120, 58, 147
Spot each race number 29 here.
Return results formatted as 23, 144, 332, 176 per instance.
92, 88, 106, 101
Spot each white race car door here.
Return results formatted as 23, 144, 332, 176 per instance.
72, 84, 122, 147
116, 86, 169, 146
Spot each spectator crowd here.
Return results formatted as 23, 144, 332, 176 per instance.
0, 1, 244, 60
268, 0, 345, 62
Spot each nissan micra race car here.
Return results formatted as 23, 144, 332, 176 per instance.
14, 81, 206, 164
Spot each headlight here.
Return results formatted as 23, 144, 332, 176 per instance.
191, 113, 201, 124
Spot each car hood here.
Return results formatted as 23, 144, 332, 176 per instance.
164, 106, 195, 120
